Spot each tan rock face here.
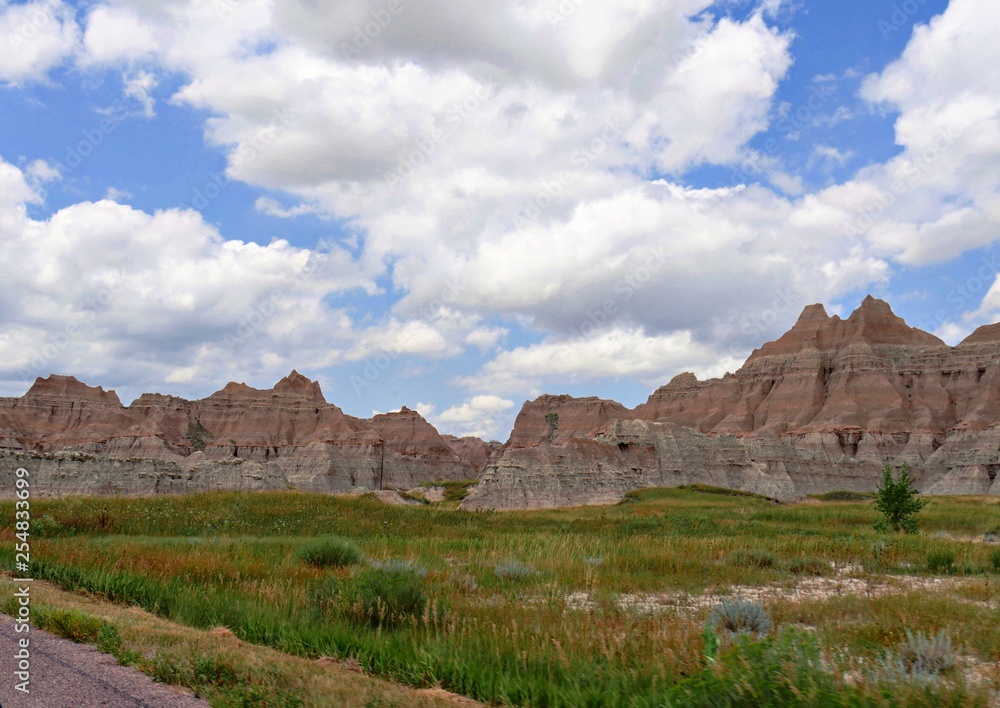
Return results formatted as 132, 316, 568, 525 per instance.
0, 372, 479, 497
466, 296, 1000, 509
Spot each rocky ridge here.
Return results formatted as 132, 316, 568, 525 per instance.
463, 296, 1000, 509
0, 371, 479, 497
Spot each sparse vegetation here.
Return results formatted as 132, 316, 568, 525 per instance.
2, 488, 999, 705
727, 548, 778, 569
185, 419, 213, 452
545, 412, 559, 442
493, 559, 539, 581
896, 629, 957, 676
814, 490, 874, 501
418, 479, 479, 503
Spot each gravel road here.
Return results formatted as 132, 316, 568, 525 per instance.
0, 614, 207, 707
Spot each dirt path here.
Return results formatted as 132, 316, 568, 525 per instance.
0, 613, 207, 707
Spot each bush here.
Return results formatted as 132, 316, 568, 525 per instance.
296, 536, 365, 568
727, 549, 778, 569
32, 514, 68, 538
324, 563, 429, 628
990, 548, 1000, 573
926, 550, 955, 574
873, 462, 926, 533
369, 558, 427, 577
707, 598, 772, 639
786, 557, 830, 576
897, 629, 956, 676
493, 559, 539, 581
670, 629, 839, 705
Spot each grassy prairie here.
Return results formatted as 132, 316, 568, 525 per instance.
3, 487, 1000, 706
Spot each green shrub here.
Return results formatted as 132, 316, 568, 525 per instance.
669, 629, 839, 705
296, 536, 365, 568
873, 462, 926, 533
708, 598, 772, 639
926, 550, 955, 574
727, 548, 778, 569
32, 514, 68, 538
319, 562, 429, 628
989, 548, 1000, 573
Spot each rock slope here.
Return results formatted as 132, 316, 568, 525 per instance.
463, 297, 1000, 509
0, 371, 479, 497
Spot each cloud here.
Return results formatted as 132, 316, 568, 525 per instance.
3, 0, 1000, 440
0, 157, 376, 399
809, 145, 854, 170
122, 69, 158, 118
80, 4, 158, 65
254, 196, 322, 218
432, 394, 515, 439
459, 327, 744, 394
0, 0, 79, 85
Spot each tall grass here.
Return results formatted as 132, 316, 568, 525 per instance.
2, 488, 998, 705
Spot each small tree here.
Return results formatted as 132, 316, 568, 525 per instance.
873, 462, 925, 533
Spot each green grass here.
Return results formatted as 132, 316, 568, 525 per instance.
813, 490, 875, 502
3, 489, 999, 705
296, 536, 366, 568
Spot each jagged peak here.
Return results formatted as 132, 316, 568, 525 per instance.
273, 370, 326, 402
747, 295, 944, 361
25, 374, 122, 405
842, 295, 945, 347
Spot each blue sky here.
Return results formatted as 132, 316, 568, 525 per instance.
1, 0, 998, 440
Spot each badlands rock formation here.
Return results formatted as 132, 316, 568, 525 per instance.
463, 296, 1000, 509
0, 371, 478, 497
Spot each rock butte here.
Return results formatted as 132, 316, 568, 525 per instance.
0, 370, 481, 497
5, 297, 1000, 506
462, 296, 1000, 509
